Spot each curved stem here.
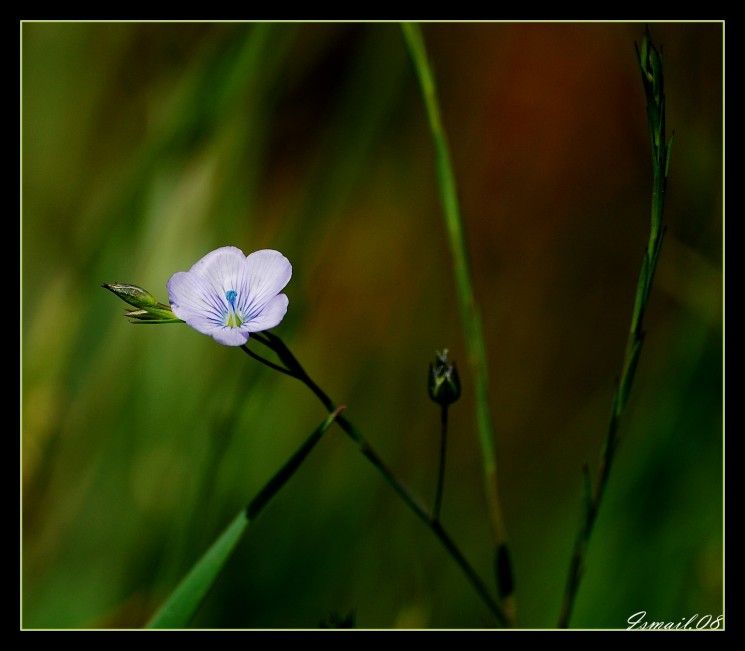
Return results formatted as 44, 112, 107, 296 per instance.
250, 331, 507, 625
240, 343, 295, 377
433, 404, 448, 521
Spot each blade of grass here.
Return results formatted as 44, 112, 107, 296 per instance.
146, 407, 345, 629
400, 22, 514, 614
557, 28, 672, 628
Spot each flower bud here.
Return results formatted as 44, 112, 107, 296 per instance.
102, 282, 181, 322
102, 283, 159, 309
637, 29, 665, 107
428, 349, 461, 406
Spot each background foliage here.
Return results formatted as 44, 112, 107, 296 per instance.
22, 22, 722, 628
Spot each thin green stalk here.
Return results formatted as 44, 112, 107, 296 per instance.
147, 407, 344, 629
401, 22, 513, 611
252, 331, 507, 625
557, 29, 672, 628
433, 404, 448, 521
240, 343, 295, 377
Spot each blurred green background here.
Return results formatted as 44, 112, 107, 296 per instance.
21, 22, 722, 629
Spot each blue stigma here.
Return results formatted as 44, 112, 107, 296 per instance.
225, 289, 238, 308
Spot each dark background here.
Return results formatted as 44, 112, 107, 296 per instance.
22, 22, 722, 628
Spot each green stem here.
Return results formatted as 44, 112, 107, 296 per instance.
252, 332, 508, 625
246, 406, 346, 519
147, 407, 344, 628
433, 404, 448, 521
557, 29, 672, 628
240, 343, 295, 377
401, 22, 513, 614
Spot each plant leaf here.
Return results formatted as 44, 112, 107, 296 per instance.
147, 511, 248, 629
146, 407, 344, 629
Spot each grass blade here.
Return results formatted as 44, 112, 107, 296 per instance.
146, 407, 344, 629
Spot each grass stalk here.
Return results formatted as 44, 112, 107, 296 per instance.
557, 28, 672, 628
400, 22, 513, 614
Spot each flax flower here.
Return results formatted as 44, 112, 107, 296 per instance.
167, 246, 291, 346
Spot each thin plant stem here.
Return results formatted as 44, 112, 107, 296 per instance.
251, 331, 508, 625
147, 407, 344, 628
400, 22, 514, 615
433, 404, 448, 521
240, 343, 295, 377
246, 406, 346, 519
557, 29, 672, 628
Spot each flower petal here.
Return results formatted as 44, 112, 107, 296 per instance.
167, 247, 291, 345
209, 326, 251, 347
239, 250, 292, 318
167, 271, 227, 330
244, 293, 289, 332
188, 246, 247, 297
167, 271, 249, 346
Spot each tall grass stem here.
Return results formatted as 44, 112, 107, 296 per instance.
557, 28, 672, 628
400, 22, 513, 616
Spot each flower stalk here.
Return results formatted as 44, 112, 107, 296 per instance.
433, 404, 448, 522
428, 349, 460, 522
247, 331, 508, 625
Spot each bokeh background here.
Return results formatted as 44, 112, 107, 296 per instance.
21, 22, 723, 629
